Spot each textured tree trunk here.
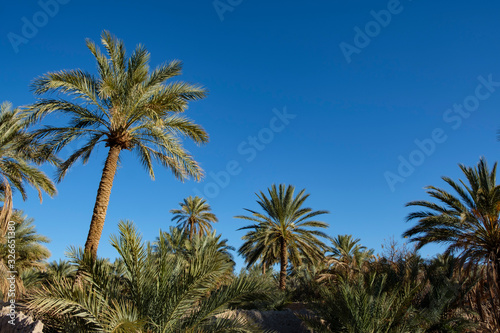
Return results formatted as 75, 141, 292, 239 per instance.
279, 238, 288, 290
262, 262, 266, 275
495, 257, 500, 324
0, 178, 13, 238
189, 217, 194, 241
84, 145, 121, 258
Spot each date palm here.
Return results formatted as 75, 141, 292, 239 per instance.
236, 184, 330, 290
0, 210, 50, 300
319, 235, 374, 282
329, 234, 374, 267
403, 157, 500, 328
170, 196, 218, 240
0, 102, 57, 236
28, 31, 209, 258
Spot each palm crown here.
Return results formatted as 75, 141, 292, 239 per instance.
28, 31, 209, 257
403, 158, 500, 266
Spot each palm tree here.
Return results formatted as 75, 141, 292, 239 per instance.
0, 102, 57, 236
329, 234, 374, 267
28, 31, 209, 258
170, 196, 218, 240
318, 235, 374, 282
0, 210, 50, 299
236, 184, 330, 290
403, 157, 500, 329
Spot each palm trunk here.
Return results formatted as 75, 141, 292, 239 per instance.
0, 178, 12, 239
262, 262, 266, 275
84, 145, 121, 258
189, 217, 194, 241
494, 257, 500, 326
279, 238, 288, 290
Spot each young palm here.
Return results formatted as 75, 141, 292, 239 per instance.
236, 184, 330, 290
319, 235, 374, 282
329, 234, 374, 267
0, 102, 57, 236
170, 196, 218, 240
403, 157, 500, 328
28, 31, 209, 258
0, 210, 50, 299
43, 259, 78, 283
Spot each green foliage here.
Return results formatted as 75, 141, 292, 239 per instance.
44, 259, 78, 282
238, 222, 279, 274
329, 235, 374, 263
170, 196, 218, 240
287, 264, 324, 303
0, 210, 50, 299
237, 184, 330, 289
318, 235, 374, 283
27, 30, 211, 257
302, 272, 420, 333
0, 102, 57, 235
26, 220, 268, 332
154, 226, 235, 268
404, 157, 500, 329
233, 266, 289, 311
304, 243, 477, 333
411, 255, 478, 332
28, 30, 209, 183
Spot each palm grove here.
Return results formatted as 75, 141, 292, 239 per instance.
0, 31, 499, 332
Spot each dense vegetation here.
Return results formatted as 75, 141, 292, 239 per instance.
1, 31, 499, 332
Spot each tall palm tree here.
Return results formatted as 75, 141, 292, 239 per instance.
28, 31, 209, 258
170, 196, 218, 240
0, 102, 57, 236
236, 184, 330, 290
403, 157, 500, 328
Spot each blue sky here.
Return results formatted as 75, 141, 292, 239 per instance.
1, 0, 500, 269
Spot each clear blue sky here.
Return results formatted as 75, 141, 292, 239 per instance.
1, 0, 500, 269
